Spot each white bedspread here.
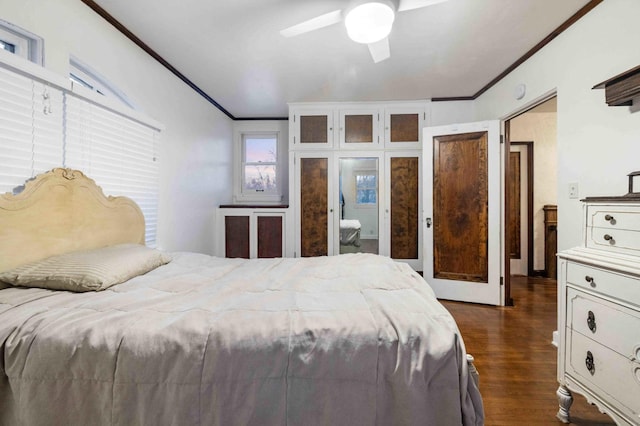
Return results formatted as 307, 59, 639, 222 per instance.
0, 252, 483, 425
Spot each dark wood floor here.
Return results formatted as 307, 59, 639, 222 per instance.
440, 276, 616, 426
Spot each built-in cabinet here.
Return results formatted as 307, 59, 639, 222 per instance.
556, 197, 640, 425
289, 101, 428, 269
216, 206, 290, 259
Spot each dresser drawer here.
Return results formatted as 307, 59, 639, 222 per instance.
568, 287, 640, 358
587, 205, 640, 231
566, 329, 640, 419
586, 226, 640, 256
566, 261, 640, 307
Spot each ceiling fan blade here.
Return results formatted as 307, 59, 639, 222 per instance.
397, 0, 450, 12
368, 37, 390, 63
280, 10, 343, 37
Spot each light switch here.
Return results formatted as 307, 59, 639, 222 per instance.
568, 182, 579, 199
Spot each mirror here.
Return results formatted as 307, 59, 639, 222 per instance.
339, 157, 379, 254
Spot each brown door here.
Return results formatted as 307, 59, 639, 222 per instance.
300, 157, 329, 256
423, 121, 501, 305
433, 131, 489, 282
390, 156, 419, 259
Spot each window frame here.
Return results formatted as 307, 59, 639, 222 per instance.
354, 168, 378, 208
0, 19, 43, 65
233, 122, 286, 205
69, 56, 137, 109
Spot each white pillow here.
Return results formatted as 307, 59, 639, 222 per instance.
0, 244, 171, 292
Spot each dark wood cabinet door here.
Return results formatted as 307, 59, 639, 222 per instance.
257, 215, 283, 258
300, 157, 328, 257
390, 156, 419, 259
225, 215, 250, 258
390, 113, 419, 143
344, 114, 373, 143
300, 115, 328, 144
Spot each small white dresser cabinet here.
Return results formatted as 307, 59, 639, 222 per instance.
556, 195, 640, 425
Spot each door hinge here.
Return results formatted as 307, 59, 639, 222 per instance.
500, 276, 504, 286
500, 135, 505, 144
293, 115, 296, 123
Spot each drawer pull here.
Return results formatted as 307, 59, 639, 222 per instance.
584, 276, 596, 287
585, 351, 595, 375
604, 214, 615, 223
603, 234, 615, 244
587, 310, 596, 333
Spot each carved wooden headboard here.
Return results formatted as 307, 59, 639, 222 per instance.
0, 168, 145, 272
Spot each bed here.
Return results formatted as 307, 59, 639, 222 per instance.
340, 219, 362, 247
0, 168, 483, 425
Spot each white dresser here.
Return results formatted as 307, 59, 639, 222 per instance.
556, 196, 640, 425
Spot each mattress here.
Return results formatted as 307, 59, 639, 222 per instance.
0, 252, 483, 425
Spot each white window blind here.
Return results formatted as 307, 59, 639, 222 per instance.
65, 95, 159, 246
0, 62, 161, 246
0, 66, 63, 194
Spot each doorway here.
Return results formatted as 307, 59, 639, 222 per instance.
504, 96, 558, 302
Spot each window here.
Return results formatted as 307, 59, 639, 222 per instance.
0, 20, 43, 65
243, 134, 278, 194
355, 171, 377, 205
233, 121, 286, 204
69, 57, 137, 109
0, 39, 16, 53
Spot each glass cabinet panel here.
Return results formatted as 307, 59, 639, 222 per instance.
300, 115, 328, 144
390, 113, 419, 143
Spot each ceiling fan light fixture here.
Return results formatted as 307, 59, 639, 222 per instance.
345, 2, 395, 44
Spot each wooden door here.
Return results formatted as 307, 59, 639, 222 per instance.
298, 155, 332, 256
509, 143, 532, 276
391, 156, 420, 257
383, 151, 421, 269
423, 121, 502, 305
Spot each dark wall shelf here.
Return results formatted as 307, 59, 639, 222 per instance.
593, 64, 640, 106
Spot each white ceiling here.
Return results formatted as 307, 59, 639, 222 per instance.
92, 0, 593, 118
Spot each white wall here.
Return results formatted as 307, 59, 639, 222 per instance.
430, 100, 475, 126
2, 0, 234, 254
473, 0, 640, 252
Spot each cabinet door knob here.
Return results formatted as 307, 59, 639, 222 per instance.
587, 310, 596, 333
585, 351, 595, 375
604, 214, 614, 222
603, 234, 615, 244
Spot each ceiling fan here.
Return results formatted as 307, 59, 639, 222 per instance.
280, 0, 450, 63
